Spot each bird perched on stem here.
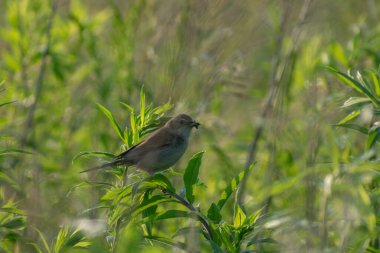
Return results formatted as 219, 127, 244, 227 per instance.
81, 114, 200, 174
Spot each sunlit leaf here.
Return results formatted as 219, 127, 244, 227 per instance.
152, 102, 173, 115
233, 204, 246, 228
371, 72, 380, 97
330, 42, 348, 67
183, 152, 204, 204
97, 103, 124, 141
120, 102, 134, 112
342, 97, 371, 108
330, 68, 380, 107
338, 110, 361, 124
34, 227, 51, 253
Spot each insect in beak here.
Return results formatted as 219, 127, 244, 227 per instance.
191, 121, 200, 129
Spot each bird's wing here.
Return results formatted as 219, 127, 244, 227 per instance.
80, 128, 177, 173
115, 127, 175, 161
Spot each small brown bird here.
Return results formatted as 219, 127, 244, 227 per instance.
82, 114, 200, 174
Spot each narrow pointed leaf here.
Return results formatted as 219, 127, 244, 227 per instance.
333, 123, 369, 135
0, 148, 33, 156
342, 97, 371, 108
72, 150, 115, 162
338, 110, 361, 124
330, 69, 380, 106
371, 72, 380, 97
367, 124, 380, 149
97, 103, 124, 141
132, 195, 176, 217
144, 236, 186, 250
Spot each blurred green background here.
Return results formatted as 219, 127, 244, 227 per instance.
2, 0, 380, 252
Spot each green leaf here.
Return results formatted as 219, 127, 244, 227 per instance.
130, 111, 139, 144
367, 124, 380, 149
330, 42, 348, 66
342, 97, 371, 108
34, 227, 52, 253
132, 195, 176, 217
0, 216, 25, 229
64, 229, 88, 248
72, 150, 115, 162
53, 227, 89, 253
155, 210, 190, 220
0, 148, 33, 156
207, 203, 222, 224
333, 123, 369, 135
0, 207, 26, 216
338, 110, 361, 124
246, 208, 262, 226
120, 101, 134, 112
97, 103, 124, 141
183, 152, 204, 204
233, 204, 246, 228
152, 102, 173, 115
145, 173, 176, 192
217, 164, 254, 210
144, 236, 186, 250
371, 72, 380, 97
0, 172, 19, 191
29, 243, 44, 253
141, 191, 158, 226
330, 68, 380, 107
140, 210, 190, 224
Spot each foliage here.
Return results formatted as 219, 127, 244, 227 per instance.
2, 0, 380, 252
76, 98, 267, 252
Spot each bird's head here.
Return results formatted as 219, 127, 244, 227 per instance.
166, 114, 200, 136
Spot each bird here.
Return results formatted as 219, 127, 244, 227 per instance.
81, 114, 200, 174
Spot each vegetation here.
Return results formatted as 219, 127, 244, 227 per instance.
2, 0, 380, 252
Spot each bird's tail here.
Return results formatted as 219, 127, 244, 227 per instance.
80, 160, 127, 173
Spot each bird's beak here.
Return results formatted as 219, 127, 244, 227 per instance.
191, 121, 200, 129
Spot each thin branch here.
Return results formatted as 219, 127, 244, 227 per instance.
19, 0, 57, 146
164, 190, 214, 241
238, 0, 313, 205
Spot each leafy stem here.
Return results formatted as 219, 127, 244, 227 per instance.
162, 188, 215, 241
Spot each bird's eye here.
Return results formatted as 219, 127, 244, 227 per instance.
179, 119, 185, 124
